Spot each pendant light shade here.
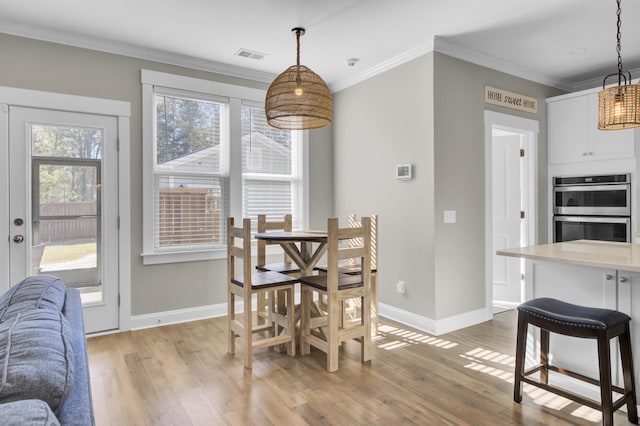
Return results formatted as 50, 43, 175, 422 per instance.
598, 0, 640, 130
265, 28, 333, 130
598, 83, 640, 130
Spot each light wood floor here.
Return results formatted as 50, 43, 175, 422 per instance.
87, 310, 633, 425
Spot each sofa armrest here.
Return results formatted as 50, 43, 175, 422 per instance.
57, 289, 95, 426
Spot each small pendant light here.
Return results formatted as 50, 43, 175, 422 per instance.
265, 28, 333, 130
598, 0, 640, 130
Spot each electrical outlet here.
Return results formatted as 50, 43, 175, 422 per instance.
396, 280, 405, 294
444, 210, 456, 224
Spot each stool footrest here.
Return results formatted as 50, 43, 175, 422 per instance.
522, 364, 628, 411
521, 376, 630, 412
524, 363, 626, 395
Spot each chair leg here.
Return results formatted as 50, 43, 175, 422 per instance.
361, 294, 371, 363
371, 272, 378, 336
540, 329, 550, 385
228, 291, 235, 354
276, 289, 286, 337
327, 295, 340, 373
513, 312, 528, 403
267, 291, 276, 336
597, 333, 614, 426
300, 287, 311, 356
619, 324, 639, 424
287, 287, 296, 357
243, 295, 253, 370
257, 292, 266, 325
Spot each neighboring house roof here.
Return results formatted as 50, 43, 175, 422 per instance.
160, 131, 289, 173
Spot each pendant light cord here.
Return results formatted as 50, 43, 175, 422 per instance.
616, 0, 623, 84
296, 29, 301, 67
293, 28, 304, 87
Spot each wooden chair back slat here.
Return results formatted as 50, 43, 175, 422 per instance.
257, 214, 293, 265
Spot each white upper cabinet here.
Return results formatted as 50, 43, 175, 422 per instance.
548, 95, 590, 163
548, 92, 635, 164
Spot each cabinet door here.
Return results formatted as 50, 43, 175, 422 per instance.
589, 93, 635, 160
621, 272, 640, 393
548, 96, 590, 164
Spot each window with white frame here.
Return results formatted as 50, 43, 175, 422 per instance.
241, 102, 302, 232
141, 70, 305, 264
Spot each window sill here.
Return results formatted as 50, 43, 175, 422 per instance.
141, 248, 226, 265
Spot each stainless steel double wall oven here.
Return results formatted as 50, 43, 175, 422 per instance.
553, 173, 631, 243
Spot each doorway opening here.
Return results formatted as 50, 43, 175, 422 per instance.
484, 111, 539, 316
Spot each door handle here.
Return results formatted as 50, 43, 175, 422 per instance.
13, 235, 24, 243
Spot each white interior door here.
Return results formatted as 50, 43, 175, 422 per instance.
8, 106, 119, 333
492, 130, 526, 305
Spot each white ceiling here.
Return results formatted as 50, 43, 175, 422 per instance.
1, 0, 639, 93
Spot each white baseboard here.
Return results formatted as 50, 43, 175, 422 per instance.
379, 303, 491, 336
130, 303, 227, 330
493, 300, 520, 309
129, 291, 303, 331
130, 299, 491, 336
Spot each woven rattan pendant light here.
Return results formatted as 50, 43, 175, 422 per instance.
265, 28, 333, 130
598, 0, 640, 130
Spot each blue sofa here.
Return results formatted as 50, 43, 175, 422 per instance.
0, 275, 95, 425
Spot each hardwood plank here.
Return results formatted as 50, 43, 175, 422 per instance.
87, 310, 630, 425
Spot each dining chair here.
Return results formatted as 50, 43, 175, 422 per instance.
255, 214, 301, 328
315, 213, 378, 335
227, 217, 298, 369
299, 217, 372, 372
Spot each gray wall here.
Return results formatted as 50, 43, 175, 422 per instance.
433, 52, 562, 319
0, 33, 333, 316
333, 54, 436, 318
333, 51, 563, 322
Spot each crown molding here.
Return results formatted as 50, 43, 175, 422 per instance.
433, 36, 578, 92
330, 40, 435, 93
0, 20, 276, 84
5, 19, 637, 96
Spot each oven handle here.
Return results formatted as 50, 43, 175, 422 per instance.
553, 184, 629, 192
554, 216, 630, 224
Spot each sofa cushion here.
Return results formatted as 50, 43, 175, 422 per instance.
0, 275, 66, 322
0, 310, 74, 413
0, 399, 61, 425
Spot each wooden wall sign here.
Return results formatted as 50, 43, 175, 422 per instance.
485, 86, 538, 113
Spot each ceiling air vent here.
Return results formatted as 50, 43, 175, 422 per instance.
235, 49, 267, 61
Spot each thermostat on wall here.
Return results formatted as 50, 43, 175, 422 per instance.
396, 164, 412, 180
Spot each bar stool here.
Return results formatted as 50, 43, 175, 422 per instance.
514, 298, 638, 426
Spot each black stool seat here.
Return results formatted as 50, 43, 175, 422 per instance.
518, 297, 631, 330
514, 297, 638, 426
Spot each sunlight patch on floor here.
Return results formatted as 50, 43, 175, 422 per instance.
463, 347, 515, 367
376, 324, 458, 351
461, 346, 602, 423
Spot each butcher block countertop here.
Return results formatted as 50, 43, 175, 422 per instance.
497, 240, 640, 273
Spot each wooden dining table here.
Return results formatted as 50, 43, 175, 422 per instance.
254, 230, 328, 276
255, 227, 378, 342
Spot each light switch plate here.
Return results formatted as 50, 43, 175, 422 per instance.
444, 210, 456, 224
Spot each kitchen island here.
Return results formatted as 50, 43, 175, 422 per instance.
497, 239, 640, 273
498, 240, 640, 400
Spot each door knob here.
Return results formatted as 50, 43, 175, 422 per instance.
13, 235, 24, 243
